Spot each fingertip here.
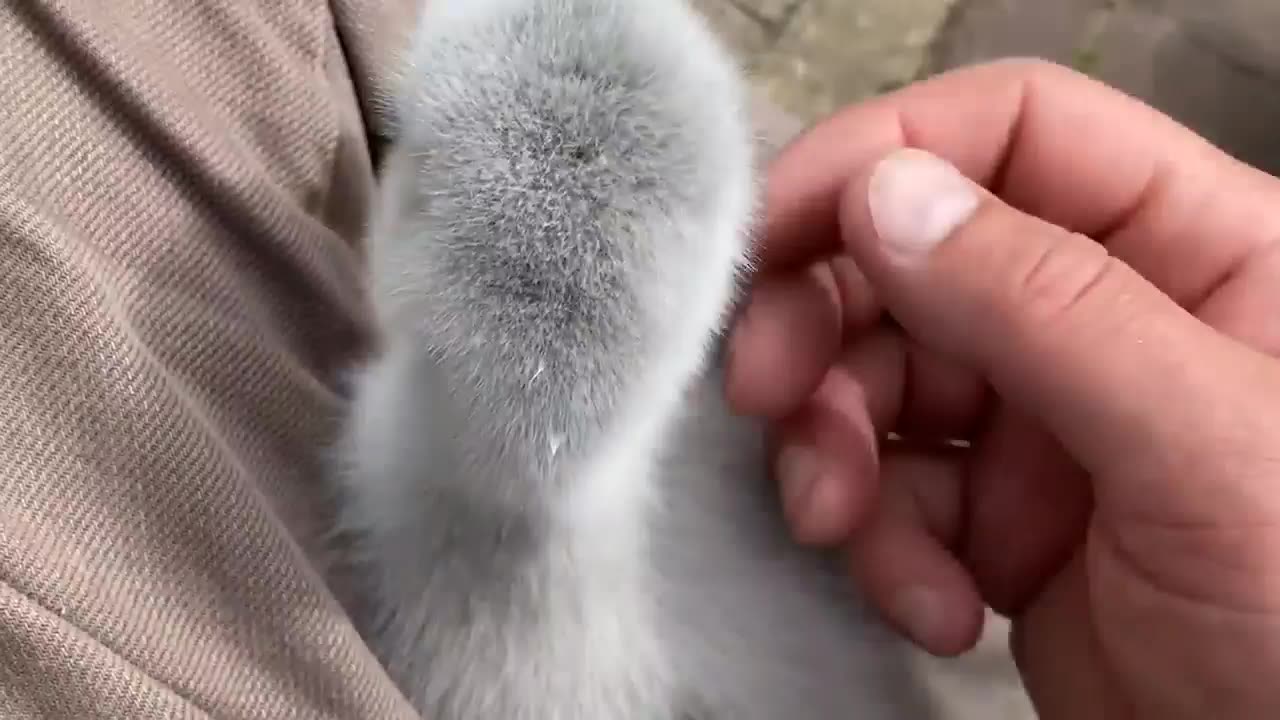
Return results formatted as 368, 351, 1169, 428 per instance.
724, 269, 842, 418
776, 398, 881, 546
849, 532, 986, 656
845, 482, 986, 655
887, 583, 985, 657
786, 461, 859, 546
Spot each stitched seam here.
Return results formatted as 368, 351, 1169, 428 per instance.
0, 578, 217, 720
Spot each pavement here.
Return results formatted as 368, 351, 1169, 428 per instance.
701, 0, 1280, 169
689, 0, 1280, 718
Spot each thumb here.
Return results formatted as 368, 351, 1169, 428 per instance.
840, 148, 1252, 480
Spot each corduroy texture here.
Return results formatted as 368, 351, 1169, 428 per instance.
0, 1, 805, 718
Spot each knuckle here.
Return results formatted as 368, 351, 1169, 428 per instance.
1006, 231, 1125, 330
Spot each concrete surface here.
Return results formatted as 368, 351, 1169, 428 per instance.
926, 0, 1280, 174
688, 0, 1280, 718
693, 0, 958, 123
697, 0, 1280, 170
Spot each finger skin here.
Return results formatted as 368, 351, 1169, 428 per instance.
842, 155, 1234, 484
727, 256, 881, 418
781, 328, 905, 544
844, 450, 984, 656
726, 265, 841, 418
777, 328, 990, 543
729, 59, 1280, 418
772, 388, 879, 546
964, 409, 1091, 615
1011, 552, 1119, 720
760, 58, 1279, 305
733, 59, 1280, 716
891, 339, 987, 441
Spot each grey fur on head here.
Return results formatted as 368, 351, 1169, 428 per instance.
329, 0, 934, 717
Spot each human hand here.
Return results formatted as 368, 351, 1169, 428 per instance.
726, 59, 1280, 719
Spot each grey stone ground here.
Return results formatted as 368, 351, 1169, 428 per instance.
700, 0, 1280, 166
691, 0, 1280, 718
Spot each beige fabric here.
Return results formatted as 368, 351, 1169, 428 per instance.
0, 0, 420, 717
0, 2, 807, 718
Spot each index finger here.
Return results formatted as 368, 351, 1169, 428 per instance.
759, 58, 1280, 311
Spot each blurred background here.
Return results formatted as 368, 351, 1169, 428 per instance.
687, 0, 1280, 717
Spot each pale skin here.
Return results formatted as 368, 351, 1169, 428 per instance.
725, 58, 1280, 719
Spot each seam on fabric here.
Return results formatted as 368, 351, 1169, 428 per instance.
0, 578, 217, 720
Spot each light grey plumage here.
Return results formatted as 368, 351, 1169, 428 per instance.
329, 0, 934, 718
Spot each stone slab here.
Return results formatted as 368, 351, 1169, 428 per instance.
733, 0, 804, 25
691, 0, 774, 64
927, 0, 1280, 174
756, 0, 957, 122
